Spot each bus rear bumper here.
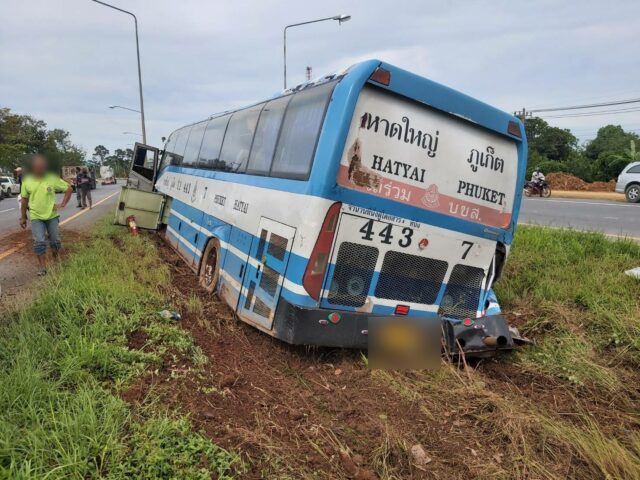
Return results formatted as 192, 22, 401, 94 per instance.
271, 297, 517, 358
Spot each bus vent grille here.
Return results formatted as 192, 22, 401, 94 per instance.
437, 264, 485, 320
260, 265, 279, 297
253, 297, 271, 318
255, 229, 268, 259
245, 281, 256, 309
327, 242, 378, 307
268, 233, 288, 261
375, 251, 448, 304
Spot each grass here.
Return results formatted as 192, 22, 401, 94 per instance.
372, 226, 640, 479
0, 221, 239, 479
494, 226, 640, 387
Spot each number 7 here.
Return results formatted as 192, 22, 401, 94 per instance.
461, 241, 474, 259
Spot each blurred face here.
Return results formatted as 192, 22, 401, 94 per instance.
31, 155, 48, 176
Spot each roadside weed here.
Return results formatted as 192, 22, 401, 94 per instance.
0, 221, 237, 479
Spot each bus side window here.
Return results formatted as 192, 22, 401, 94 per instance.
181, 121, 207, 167
198, 115, 230, 170
170, 127, 190, 166
219, 105, 263, 173
270, 82, 335, 180
246, 95, 291, 176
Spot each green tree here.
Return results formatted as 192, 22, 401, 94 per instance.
92, 145, 109, 165
105, 148, 133, 177
584, 125, 640, 160
0, 107, 85, 172
594, 140, 640, 181
525, 117, 577, 162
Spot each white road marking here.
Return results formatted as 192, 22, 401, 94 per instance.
528, 198, 635, 208
0, 208, 16, 214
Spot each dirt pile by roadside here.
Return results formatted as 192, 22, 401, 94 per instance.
546, 172, 615, 192
118, 234, 640, 480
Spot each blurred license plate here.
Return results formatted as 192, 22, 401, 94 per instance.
368, 316, 441, 370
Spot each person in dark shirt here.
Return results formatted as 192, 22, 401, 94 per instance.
75, 166, 83, 208
79, 167, 92, 209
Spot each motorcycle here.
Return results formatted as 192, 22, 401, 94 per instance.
524, 179, 551, 198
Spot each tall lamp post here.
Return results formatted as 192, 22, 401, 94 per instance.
109, 105, 140, 114
283, 14, 351, 89
91, 0, 147, 144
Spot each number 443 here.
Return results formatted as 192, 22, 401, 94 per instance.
358, 219, 475, 258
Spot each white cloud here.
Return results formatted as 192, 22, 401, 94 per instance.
1, 0, 638, 155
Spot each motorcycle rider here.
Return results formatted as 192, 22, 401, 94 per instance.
531, 168, 546, 195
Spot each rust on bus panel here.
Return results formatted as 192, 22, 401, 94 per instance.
347, 138, 380, 189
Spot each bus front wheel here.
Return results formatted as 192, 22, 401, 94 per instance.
199, 238, 221, 293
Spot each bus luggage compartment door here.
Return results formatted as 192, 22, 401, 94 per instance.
237, 218, 296, 331
114, 186, 165, 230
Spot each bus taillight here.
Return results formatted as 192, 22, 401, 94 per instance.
303, 202, 342, 300
369, 67, 391, 86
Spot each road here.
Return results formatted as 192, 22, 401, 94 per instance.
0, 183, 120, 238
519, 197, 640, 239
0, 184, 121, 305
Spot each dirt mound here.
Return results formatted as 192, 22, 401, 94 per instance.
546, 172, 615, 192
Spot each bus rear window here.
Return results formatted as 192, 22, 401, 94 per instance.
337, 86, 519, 229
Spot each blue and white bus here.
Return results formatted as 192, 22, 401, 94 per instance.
118, 59, 527, 356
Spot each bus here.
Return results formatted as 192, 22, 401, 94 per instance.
117, 59, 528, 357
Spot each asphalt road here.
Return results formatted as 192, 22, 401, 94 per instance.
519, 197, 640, 239
0, 183, 121, 238
0, 184, 121, 303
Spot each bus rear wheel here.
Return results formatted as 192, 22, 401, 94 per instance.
199, 238, 221, 293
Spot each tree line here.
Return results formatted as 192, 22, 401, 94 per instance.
2, 105, 638, 183
525, 117, 639, 181
0, 107, 132, 177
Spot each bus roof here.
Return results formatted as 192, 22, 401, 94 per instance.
166, 59, 523, 146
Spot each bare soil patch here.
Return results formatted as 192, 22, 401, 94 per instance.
120, 234, 640, 479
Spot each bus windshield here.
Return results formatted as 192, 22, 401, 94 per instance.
338, 85, 518, 229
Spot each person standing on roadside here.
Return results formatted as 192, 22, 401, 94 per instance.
19, 154, 72, 276
79, 167, 92, 209
74, 166, 83, 208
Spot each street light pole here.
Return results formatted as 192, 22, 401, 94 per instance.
110, 105, 141, 113
283, 14, 351, 90
91, 0, 147, 144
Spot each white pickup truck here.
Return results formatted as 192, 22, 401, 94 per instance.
0, 176, 20, 198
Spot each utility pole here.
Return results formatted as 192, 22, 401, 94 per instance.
306, 66, 312, 81
91, 0, 147, 144
514, 107, 527, 123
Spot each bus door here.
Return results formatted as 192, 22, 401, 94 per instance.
238, 218, 296, 330
114, 143, 165, 230
127, 142, 159, 192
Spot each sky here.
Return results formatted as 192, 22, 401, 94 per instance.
1, 0, 639, 158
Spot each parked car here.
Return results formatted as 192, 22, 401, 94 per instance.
615, 162, 640, 203
0, 176, 20, 197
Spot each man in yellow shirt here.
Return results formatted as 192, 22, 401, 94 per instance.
20, 155, 73, 276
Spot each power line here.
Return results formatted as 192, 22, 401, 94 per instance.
528, 97, 640, 113
540, 107, 640, 119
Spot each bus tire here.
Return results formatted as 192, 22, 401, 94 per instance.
199, 238, 221, 293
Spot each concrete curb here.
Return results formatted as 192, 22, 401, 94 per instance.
548, 190, 626, 202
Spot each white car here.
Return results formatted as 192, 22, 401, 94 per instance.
0, 176, 20, 197
615, 162, 640, 203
